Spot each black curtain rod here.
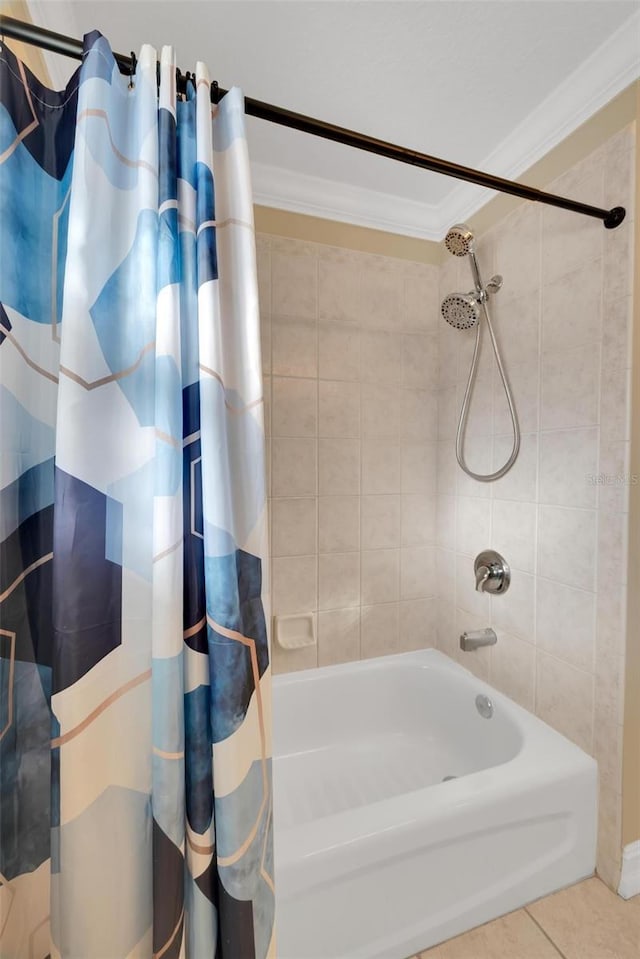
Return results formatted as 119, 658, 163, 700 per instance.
0, 14, 626, 230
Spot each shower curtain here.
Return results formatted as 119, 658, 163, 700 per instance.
0, 31, 273, 959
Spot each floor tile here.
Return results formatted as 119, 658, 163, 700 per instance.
419, 908, 561, 958
527, 877, 640, 959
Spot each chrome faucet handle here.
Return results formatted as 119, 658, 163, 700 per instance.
473, 550, 510, 594
475, 564, 491, 592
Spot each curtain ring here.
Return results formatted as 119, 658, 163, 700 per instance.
128, 50, 137, 90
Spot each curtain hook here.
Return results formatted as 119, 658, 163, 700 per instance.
128, 50, 137, 90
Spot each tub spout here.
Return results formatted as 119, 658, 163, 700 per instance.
460, 628, 497, 651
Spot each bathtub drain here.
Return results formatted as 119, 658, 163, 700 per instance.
442, 775, 457, 782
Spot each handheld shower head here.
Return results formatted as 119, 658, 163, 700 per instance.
441, 293, 480, 331
445, 224, 475, 257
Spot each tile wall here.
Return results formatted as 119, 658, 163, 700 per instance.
257, 237, 440, 674
435, 123, 636, 888
257, 122, 635, 889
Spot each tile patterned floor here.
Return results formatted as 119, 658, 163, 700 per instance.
412, 877, 640, 959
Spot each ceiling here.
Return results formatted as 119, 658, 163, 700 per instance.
28, 1, 640, 239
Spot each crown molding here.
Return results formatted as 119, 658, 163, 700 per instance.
251, 162, 442, 241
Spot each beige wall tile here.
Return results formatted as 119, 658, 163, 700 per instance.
494, 202, 541, 299
542, 176, 603, 285
490, 631, 536, 712
438, 385, 458, 441
538, 428, 598, 508
401, 494, 436, 547
438, 327, 459, 389
455, 552, 491, 619
593, 719, 623, 796
272, 377, 317, 436
399, 598, 436, 651
401, 442, 437, 495
318, 259, 360, 325
536, 579, 595, 672
400, 546, 436, 600
602, 296, 633, 373
272, 318, 317, 378
271, 639, 317, 674
360, 268, 402, 330
318, 495, 360, 553
402, 333, 438, 389
318, 437, 360, 494
319, 552, 360, 610
542, 260, 602, 352
603, 220, 634, 303
457, 374, 494, 438
537, 505, 597, 592
541, 345, 600, 430
491, 433, 538, 502
256, 240, 271, 315
455, 496, 491, 558
535, 651, 594, 752
318, 608, 360, 666
260, 314, 271, 374
491, 499, 536, 573
403, 273, 439, 334
362, 438, 402, 494
361, 549, 400, 605
436, 494, 456, 549
272, 251, 317, 318
491, 291, 540, 368
600, 365, 631, 443
361, 602, 400, 657
594, 646, 625, 727
491, 569, 535, 643
494, 360, 540, 435
361, 382, 401, 437
272, 498, 317, 557
361, 494, 401, 549
437, 440, 457, 495
319, 379, 360, 437
360, 331, 401, 384
272, 436, 316, 496
455, 436, 492, 499
272, 555, 317, 615
318, 325, 360, 381
402, 388, 438, 442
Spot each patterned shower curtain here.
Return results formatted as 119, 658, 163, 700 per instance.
0, 31, 273, 959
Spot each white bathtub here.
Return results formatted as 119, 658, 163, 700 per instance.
272, 648, 597, 959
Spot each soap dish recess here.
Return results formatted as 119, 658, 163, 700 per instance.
274, 613, 316, 650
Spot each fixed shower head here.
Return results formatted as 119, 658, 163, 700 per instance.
441, 292, 480, 331
445, 224, 475, 257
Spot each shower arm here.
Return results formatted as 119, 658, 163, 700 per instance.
0, 13, 627, 230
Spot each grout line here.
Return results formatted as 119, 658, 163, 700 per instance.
524, 907, 570, 959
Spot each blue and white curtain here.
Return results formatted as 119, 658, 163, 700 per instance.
0, 31, 273, 959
